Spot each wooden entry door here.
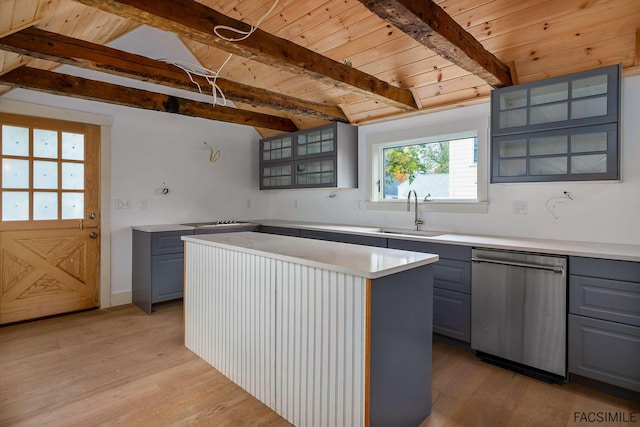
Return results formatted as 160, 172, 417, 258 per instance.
0, 113, 100, 324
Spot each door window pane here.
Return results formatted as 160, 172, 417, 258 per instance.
34, 192, 58, 220
62, 132, 85, 160
34, 129, 58, 158
2, 159, 30, 188
62, 192, 84, 219
2, 192, 29, 221
2, 125, 29, 156
62, 163, 84, 189
33, 161, 58, 189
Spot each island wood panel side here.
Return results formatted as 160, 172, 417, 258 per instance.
184, 243, 277, 408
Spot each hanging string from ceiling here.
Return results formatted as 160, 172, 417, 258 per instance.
159, 0, 279, 107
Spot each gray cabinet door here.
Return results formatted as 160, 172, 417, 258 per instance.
151, 230, 193, 255
568, 314, 640, 392
433, 259, 471, 294
433, 288, 471, 342
570, 275, 640, 327
151, 253, 185, 303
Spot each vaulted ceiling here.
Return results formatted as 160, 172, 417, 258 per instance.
0, 0, 638, 137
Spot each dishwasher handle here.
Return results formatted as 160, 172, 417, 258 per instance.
471, 256, 565, 274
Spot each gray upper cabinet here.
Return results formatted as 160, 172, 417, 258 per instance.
260, 122, 357, 190
491, 64, 620, 183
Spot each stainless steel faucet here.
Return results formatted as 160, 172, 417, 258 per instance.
407, 189, 423, 231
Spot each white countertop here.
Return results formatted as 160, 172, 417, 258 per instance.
256, 219, 640, 262
132, 224, 195, 232
182, 232, 439, 279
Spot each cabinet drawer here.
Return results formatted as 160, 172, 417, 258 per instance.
570, 257, 640, 282
568, 315, 640, 392
433, 288, 471, 342
387, 239, 471, 261
570, 275, 640, 326
434, 259, 471, 293
151, 230, 193, 255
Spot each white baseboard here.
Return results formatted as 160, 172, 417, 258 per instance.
110, 291, 132, 307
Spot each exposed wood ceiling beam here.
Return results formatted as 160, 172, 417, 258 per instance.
0, 27, 347, 122
0, 66, 298, 132
71, 0, 418, 111
356, 0, 512, 88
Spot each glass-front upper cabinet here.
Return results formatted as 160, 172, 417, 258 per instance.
259, 122, 357, 190
492, 64, 619, 135
491, 64, 620, 183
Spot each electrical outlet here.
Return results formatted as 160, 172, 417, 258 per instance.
246, 199, 251, 208
140, 199, 147, 209
512, 200, 528, 215
294, 199, 298, 209
113, 198, 131, 209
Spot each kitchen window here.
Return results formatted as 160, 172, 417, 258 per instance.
367, 116, 488, 214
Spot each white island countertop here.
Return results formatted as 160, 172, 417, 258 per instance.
182, 231, 438, 279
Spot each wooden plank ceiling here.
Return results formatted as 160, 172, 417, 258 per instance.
0, 0, 638, 136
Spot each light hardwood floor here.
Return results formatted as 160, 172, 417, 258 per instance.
1, 303, 638, 427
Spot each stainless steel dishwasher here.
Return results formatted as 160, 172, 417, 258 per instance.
471, 248, 567, 380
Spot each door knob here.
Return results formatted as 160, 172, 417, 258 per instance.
89, 232, 98, 238
88, 213, 96, 219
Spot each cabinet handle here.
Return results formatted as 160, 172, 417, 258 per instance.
89, 232, 98, 238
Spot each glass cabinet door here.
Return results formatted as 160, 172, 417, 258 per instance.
296, 125, 335, 158
261, 135, 292, 162
295, 158, 336, 187
492, 124, 617, 182
492, 64, 619, 136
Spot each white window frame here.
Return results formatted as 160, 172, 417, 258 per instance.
365, 116, 489, 214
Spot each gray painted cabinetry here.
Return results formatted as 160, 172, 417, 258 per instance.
133, 229, 193, 314
568, 257, 640, 393
387, 239, 471, 343
133, 225, 258, 314
260, 122, 357, 190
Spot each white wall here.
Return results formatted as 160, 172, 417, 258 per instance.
3, 75, 639, 303
269, 75, 640, 246
2, 89, 270, 298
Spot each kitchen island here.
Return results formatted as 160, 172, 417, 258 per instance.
182, 232, 439, 427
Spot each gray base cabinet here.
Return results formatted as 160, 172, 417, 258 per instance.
133, 229, 193, 314
568, 256, 640, 393
133, 225, 258, 314
387, 239, 471, 343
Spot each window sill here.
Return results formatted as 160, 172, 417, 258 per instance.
365, 200, 488, 214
